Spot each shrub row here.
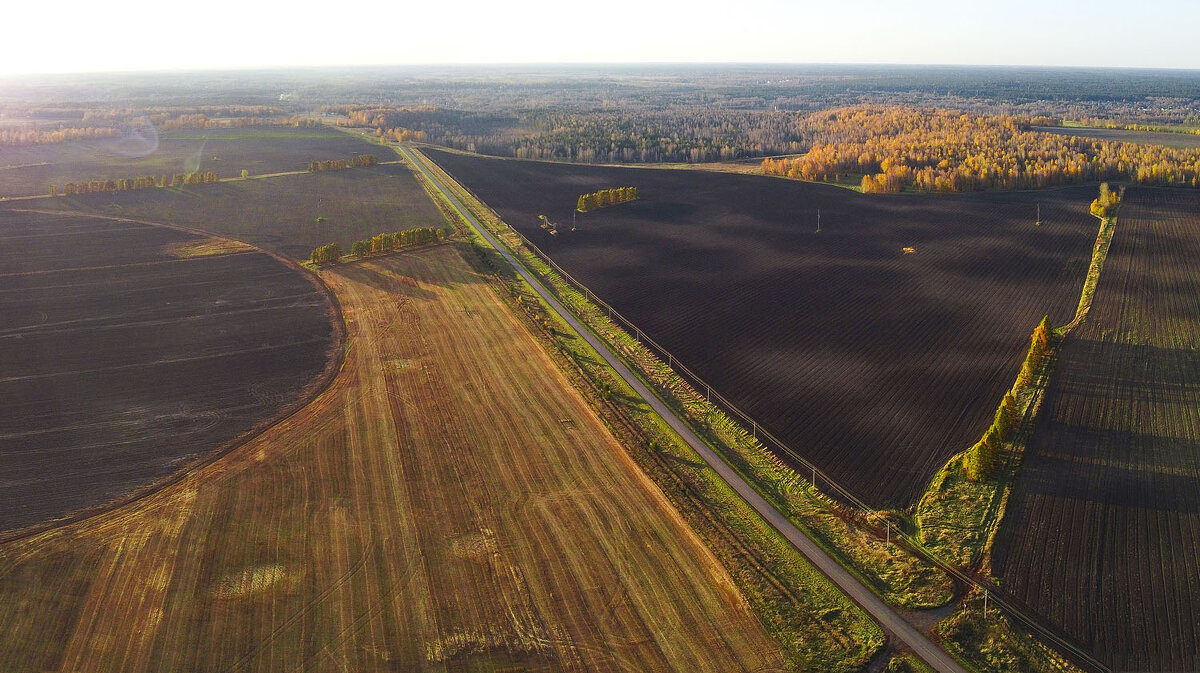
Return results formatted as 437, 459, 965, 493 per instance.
964, 316, 1051, 482
307, 154, 378, 172
50, 171, 220, 196
310, 226, 447, 264
576, 186, 638, 212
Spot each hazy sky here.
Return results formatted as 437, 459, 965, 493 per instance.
4, 0, 1199, 75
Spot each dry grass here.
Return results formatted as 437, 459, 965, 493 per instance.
0, 244, 783, 672
166, 236, 256, 257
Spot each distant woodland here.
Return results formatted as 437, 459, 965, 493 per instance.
762, 107, 1200, 192
0, 105, 319, 145
6, 66, 1200, 192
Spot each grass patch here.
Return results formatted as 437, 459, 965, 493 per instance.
166, 237, 255, 258
938, 590, 1085, 673
887, 652, 936, 673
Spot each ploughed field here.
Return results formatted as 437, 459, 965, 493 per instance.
0, 244, 785, 673
426, 148, 1099, 506
0, 209, 335, 532
37, 163, 446, 259
0, 126, 383, 198
994, 188, 1200, 671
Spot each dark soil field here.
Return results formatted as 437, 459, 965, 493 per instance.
425, 148, 1101, 507
29, 163, 444, 259
994, 188, 1200, 671
0, 209, 336, 532
0, 126, 382, 198
1036, 125, 1200, 150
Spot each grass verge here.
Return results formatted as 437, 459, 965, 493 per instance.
938, 590, 1084, 673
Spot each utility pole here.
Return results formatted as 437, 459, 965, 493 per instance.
1036, 203, 1042, 226
816, 208, 821, 233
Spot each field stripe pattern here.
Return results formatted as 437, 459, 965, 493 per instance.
0, 244, 782, 672
0, 210, 334, 531
994, 188, 1200, 671
422, 148, 1099, 507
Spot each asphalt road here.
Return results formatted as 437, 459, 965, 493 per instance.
399, 144, 968, 673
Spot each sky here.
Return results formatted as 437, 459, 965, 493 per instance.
3, 0, 1199, 75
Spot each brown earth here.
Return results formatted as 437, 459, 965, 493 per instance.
422, 148, 1100, 508
994, 187, 1200, 671
0, 209, 336, 532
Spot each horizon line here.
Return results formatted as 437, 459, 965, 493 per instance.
4, 61, 1200, 79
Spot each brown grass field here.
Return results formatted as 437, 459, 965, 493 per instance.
0, 243, 786, 672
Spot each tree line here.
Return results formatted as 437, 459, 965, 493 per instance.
310, 226, 448, 264
307, 155, 379, 172
156, 114, 319, 131
1, 126, 118, 146
762, 106, 1200, 193
576, 187, 639, 212
49, 171, 220, 196
332, 104, 808, 164
964, 317, 1051, 482
375, 127, 428, 143
0, 106, 315, 146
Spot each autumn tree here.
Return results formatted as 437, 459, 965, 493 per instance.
310, 243, 343, 264
1089, 182, 1124, 218
764, 106, 1200, 193
576, 187, 639, 212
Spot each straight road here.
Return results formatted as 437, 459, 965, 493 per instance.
398, 144, 968, 673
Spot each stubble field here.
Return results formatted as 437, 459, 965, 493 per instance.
0, 244, 788, 672
1035, 125, 1200, 150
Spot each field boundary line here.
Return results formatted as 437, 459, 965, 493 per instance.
0, 209, 349, 546
400, 143, 976, 673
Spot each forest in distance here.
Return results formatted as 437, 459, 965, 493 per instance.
5, 65, 1200, 168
